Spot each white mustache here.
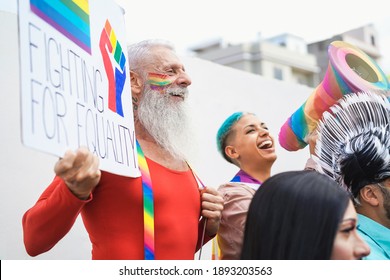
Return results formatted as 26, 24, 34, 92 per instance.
166, 87, 188, 99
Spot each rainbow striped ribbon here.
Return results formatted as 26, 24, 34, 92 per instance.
230, 170, 262, 191
135, 144, 207, 260
136, 141, 155, 260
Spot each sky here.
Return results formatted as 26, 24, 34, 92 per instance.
114, 0, 390, 72
2, 0, 390, 72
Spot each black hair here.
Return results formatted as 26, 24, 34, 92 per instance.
315, 91, 390, 197
339, 128, 390, 197
241, 170, 350, 260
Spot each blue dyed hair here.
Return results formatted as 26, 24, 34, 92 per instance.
216, 112, 246, 163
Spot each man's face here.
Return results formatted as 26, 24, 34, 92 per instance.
377, 179, 390, 223
145, 72, 189, 102
143, 47, 191, 100
136, 46, 194, 160
384, 189, 390, 222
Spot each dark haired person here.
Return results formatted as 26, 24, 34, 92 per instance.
315, 91, 390, 260
241, 170, 370, 260
215, 112, 276, 259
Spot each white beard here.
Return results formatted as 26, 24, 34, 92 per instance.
137, 87, 193, 161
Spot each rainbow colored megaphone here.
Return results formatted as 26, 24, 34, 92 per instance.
279, 41, 390, 151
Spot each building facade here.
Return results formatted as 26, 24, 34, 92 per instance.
190, 24, 382, 88
308, 24, 381, 80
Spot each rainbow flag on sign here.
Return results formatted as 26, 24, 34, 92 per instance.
30, 0, 91, 53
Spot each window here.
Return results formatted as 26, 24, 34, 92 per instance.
273, 67, 283, 80
318, 41, 328, 51
370, 35, 376, 47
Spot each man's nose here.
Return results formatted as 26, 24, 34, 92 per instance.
175, 71, 192, 88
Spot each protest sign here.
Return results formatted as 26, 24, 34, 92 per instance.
18, 0, 139, 177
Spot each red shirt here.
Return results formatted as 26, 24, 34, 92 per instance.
23, 157, 208, 259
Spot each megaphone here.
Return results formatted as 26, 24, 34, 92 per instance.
279, 41, 390, 151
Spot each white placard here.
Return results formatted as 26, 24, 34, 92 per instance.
18, 0, 139, 177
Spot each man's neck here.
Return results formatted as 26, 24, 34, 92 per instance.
357, 206, 390, 229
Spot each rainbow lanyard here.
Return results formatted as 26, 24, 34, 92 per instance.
136, 141, 206, 260
136, 141, 155, 260
230, 170, 262, 190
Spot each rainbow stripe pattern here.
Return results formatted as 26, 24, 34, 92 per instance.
279, 41, 390, 151
102, 20, 127, 70
99, 20, 127, 117
147, 72, 174, 91
30, 0, 91, 53
136, 141, 155, 260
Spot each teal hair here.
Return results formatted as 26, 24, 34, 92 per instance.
216, 112, 245, 163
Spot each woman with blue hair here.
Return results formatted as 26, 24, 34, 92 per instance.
215, 112, 277, 259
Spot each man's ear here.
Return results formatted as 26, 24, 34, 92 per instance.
130, 70, 143, 98
225, 145, 239, 161
359, 185, 380, 207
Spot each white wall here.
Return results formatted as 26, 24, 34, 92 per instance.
183, 56, 312, 186
0, 10, 312, 260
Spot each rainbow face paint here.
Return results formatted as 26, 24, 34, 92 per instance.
147, 72, 174, 92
